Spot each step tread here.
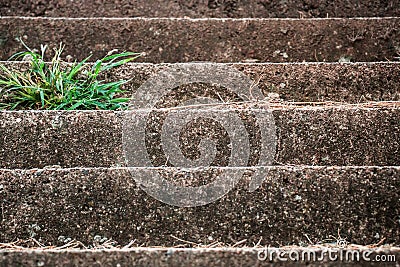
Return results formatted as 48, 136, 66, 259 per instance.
2, 62, 399, 103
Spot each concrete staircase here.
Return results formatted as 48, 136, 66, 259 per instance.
1, 1, 400, 266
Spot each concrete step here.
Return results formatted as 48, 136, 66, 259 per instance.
1, 0, 399, 18
0, 4, 399, 261
0, 247, 399, 267
2, 62, 400, 103
1, 17, 399, 62
0, 166, 399, 246
0, 106, 399, 168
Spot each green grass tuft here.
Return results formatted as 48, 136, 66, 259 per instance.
0, 41, 140, 110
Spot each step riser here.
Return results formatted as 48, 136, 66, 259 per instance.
0, 167, 399, 246
2, 62, 400, 103
1, 0, 399, 18
0, 109, 399, 168
1, 18, 399, 62
1, 248, 399, 267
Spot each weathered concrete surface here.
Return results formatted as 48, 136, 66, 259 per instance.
2, 62, 400, 102
0, 247, 399, 267
0, 107, 399, 168
1, 0, 399, 18
0, 17, 399, 62
0, 166, 399, 246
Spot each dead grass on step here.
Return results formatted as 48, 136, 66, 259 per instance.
171, 100, 400, 111
268, 100, 400, 109
1, 236, 399, 252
